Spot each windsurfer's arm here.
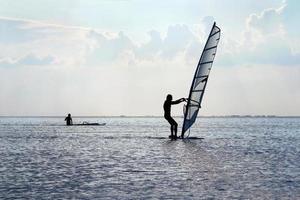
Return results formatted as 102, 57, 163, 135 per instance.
171, 98, 186, 104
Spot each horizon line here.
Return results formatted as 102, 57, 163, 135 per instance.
0, 115, 300, 118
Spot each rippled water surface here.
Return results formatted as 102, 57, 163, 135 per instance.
0, 117, 299, 199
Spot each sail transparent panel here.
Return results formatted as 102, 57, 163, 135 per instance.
182, 23, 221, 136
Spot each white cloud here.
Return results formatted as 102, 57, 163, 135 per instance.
0, 17, 97, 67
134, 30, 162, 60
216, 1, 300, 66
0, 17, 209, 68
86, 30, 135, 65
161, 24, 196, 59
281, 0, 300, 53
0, 54, 55, 67
247, 7, 284, 35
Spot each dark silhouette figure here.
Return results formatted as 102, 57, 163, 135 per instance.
163, 94, 186, 139
65, 113, 73, 126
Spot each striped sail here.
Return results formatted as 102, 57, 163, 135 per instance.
182, 22, 221, 137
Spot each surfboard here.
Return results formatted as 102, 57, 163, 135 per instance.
71, 123, 106, 126
169, 136, 204, 140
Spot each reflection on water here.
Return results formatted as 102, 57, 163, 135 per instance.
0, 117, 299, 199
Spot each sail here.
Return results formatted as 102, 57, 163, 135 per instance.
182, 22, 221, 137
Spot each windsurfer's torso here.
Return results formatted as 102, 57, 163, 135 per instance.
163, 100, 171, 117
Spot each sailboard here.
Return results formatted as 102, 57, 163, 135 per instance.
181, 22, 221, 138
72, 122, 106, 126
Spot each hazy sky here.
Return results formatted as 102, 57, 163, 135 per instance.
0, 0, 299, 116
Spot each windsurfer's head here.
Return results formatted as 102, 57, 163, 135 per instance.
166, 94, 172, 101
68, 113, 71, 117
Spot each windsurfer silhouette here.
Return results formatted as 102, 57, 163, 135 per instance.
65, 113, 73, 126
163, 94, 187, 139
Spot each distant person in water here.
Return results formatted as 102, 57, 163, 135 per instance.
65, 113, 73, 126
163, 94, 186, 139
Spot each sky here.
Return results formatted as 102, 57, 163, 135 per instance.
0, 0, 299, 116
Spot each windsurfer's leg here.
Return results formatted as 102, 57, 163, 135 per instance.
174, 122, 178, 138
168, 117, 177, 139
165, 116, 174, 138
170, 126, 174, 137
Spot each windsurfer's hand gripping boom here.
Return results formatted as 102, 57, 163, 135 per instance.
184, 98, 201, 108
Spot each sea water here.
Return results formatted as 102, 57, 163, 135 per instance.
0, 117, 299, 199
